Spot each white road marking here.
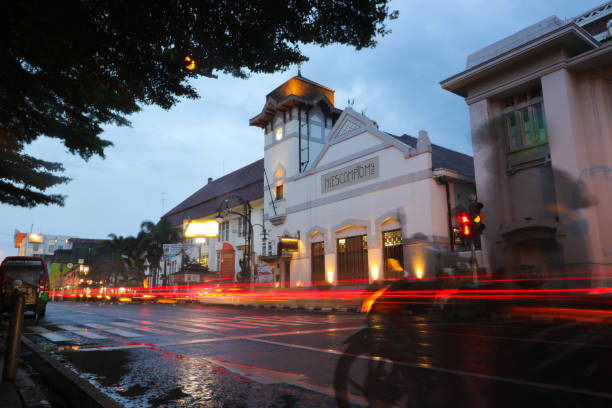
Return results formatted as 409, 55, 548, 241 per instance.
57, 325, 85, 331
157, 321, 204, 333
110, 322, 140, 328
228, 320, 279, 327
246, 338, 612, 400
30, 326, 70, 342
73, 326, 364, 351
178, 322, 231, 330
135, 327, 173, 335
208, 321, 265, 329
103, 328, 142, 338
83, 323, 115, 329
56, 325, 108, 340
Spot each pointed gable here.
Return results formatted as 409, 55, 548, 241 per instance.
309, 108, 416, 171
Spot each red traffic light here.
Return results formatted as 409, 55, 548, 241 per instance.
457, 212, 470, 224
457, 212, 472, 237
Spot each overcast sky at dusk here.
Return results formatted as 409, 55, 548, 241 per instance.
0, 0, 604, 258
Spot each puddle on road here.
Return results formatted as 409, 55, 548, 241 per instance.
59, 347, 337, 407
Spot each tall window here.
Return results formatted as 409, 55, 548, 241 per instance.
383, 229, 404, 279
337, 235, 368, 284
503, 88, 547, 151
311, 242, 325, 284
276, 184, 284, 200
216, 250, 221, 271
220, 221, 230, 241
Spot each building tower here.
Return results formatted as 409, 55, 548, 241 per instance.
250, 75, 342, 226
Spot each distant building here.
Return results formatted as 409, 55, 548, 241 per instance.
12, 232, 106, 290
441, 2, 612, 283
15, 232, 72, 257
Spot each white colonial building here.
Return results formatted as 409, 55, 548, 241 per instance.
251, 75, 476, 287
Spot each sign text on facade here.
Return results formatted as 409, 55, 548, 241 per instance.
321, 157, 379, 194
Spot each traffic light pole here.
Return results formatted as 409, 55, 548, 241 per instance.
471, 238, 478, 283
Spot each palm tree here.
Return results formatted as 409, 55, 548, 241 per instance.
122, 236, 147, 286
139, 219, 182, 285
90, 234, 127, 286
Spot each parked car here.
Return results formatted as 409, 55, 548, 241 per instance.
0, 256, 49, 319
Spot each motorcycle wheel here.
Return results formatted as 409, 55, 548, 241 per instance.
335, 340, 415, 408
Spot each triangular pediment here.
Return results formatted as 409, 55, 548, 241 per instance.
334, 117, 363, 139
308, 108, 416, 172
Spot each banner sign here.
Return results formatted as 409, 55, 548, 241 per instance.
321, 156, 379, 194
14, 232, 26, 248
256, 263, 275, 283
163, 243, 183, 259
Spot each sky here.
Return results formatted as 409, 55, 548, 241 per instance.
0, 0, 605, 259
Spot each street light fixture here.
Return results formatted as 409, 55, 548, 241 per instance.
216, 196, 268, 284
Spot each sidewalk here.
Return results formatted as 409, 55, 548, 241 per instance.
0, 326, 54, 408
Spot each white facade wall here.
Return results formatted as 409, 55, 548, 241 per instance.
264, 108, 455, 287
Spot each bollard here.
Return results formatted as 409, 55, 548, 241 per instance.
2, 293, 25, 383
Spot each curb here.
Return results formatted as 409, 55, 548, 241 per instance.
20, 336, 121, 408
196, 298, 364, 313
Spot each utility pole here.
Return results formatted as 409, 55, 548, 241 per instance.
161, 192, 167, 214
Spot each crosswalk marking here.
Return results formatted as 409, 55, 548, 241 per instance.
209, 321, 265, 329
103, 328, 142, 338
158, 321, 205, 333
174, 321, 231, 331
27, 313, 340, 346
57, 325, 108, 340
31, 326, 70, 342
179, 317, 261, 328
225, 319, 279, 327
83, 323, 114, 329
134, 327, 173, 335
56, 324, 84, 331
110, 322, 140, 328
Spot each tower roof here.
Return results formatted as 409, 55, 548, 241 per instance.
249, 75, 340, 128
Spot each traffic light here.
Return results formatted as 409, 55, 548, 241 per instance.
468, 200, 486, 237
457, 212, 472, 238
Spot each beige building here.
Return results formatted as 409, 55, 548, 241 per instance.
441, 2, 612, 284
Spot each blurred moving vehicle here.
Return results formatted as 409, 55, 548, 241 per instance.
336, 278, 612, 407
0, 256, 49, 320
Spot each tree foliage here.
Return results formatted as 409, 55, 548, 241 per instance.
90, 219, 182, 285
1, 1, 397, 207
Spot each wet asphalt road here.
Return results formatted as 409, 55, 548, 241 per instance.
21, 301, 612, 407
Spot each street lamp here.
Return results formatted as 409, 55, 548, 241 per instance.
216, 196, 268, 284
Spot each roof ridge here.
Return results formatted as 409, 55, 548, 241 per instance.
388, 132, 473, 158
162, 158, 263, 218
